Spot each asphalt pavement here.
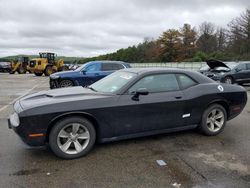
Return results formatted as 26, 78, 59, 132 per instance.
0, 73, 250, 188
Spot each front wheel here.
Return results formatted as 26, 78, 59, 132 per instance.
59, 79, 74, 88
17, 66, 26, 74
44, 66, 54, 76
199, 104, 227, 136
49, 117, 96, 159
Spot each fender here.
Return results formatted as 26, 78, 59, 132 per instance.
46, 111, 100, 141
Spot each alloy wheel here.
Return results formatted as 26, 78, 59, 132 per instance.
60, 80, 73, 87
206, 109, 225, 132
57, 123, 90, 155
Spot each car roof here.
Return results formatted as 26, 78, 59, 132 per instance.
120, 68, 214, 83
88, 60, 127, 64
120, 67, 194, 74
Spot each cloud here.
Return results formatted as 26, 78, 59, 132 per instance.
0, 0, 249, 57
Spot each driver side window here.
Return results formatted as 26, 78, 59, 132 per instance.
236, 64, 246, 71
128, 74, 179, 94
85, 64, 100, 72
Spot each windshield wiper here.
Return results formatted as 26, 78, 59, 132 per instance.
87, 86, 97, 92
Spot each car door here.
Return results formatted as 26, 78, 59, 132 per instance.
100, 63, 115, 78
233, 63, 248, 82
80, 63, 102, 86
175, 74, 200, 126
113, 73, 186, 136
244, 63, 250, 82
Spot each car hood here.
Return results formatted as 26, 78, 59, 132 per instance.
206, 59, 229, 69
51, 70, 78, 78
18, 86, 112, 111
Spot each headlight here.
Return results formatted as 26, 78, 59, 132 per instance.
50, 75, 60, 79
10, 112, 20, 127
14, 100, 23, 113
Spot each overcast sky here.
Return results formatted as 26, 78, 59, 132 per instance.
0, 0, 249, 57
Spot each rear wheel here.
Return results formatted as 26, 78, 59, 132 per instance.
199, 104, 227, 136
224, 76, 233, 84
44, 66, 54, 76
59, 79, 74, 88
17, 66, 26, 74
49, 117, 96, 159
34, 72, 43, 76
58, 66, 69, 72
9, 71, 15, 74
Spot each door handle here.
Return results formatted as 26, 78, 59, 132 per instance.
94, 73, 99, 75
175, 96, 182, 99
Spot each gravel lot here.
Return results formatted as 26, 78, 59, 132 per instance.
0, 73, 250, 188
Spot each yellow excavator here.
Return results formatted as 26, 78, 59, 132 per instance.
9, 56, 30, 74
29, 52, 68, 76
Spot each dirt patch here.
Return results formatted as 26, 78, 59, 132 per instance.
192, 151, 249, 175
241, 174, 250, 182
10, 169, 41, 176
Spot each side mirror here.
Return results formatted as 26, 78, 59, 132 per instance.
81, 70, 86, 74
131, 88, 149, 101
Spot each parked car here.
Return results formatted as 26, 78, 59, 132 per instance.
8, 68, 247, 159
0, 62, 11, 73
49, 60, 131, 89
198, 64, 210, 74
200, 59, 250, 84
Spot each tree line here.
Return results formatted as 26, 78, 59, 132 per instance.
81, 9, 250, 63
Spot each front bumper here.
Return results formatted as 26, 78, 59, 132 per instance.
8, 115, 46, 147
0, 67, 11, 72
50, 78, 60, 89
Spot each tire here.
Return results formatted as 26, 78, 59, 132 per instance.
17, 66, 26, 74
34, 72, 43, 76
44, 66, 54, 76
224, 76, 233, 84
58, 66, 69, 72
199, 104, 227, 136
59, 79, 74, 88
63, 66, 69, 71
9, 71, 15, 74
49, 116, 96, 159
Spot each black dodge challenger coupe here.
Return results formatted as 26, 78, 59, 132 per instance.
8, 68, 247, 159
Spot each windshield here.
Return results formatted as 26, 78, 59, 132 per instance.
226, 63, 237, 69
90, 71, 137, 93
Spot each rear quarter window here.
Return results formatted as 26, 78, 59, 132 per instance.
176, 74, 197, 89
102, 63, 125, 71
112, 63, 124, 70
101, 63, 113, 71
